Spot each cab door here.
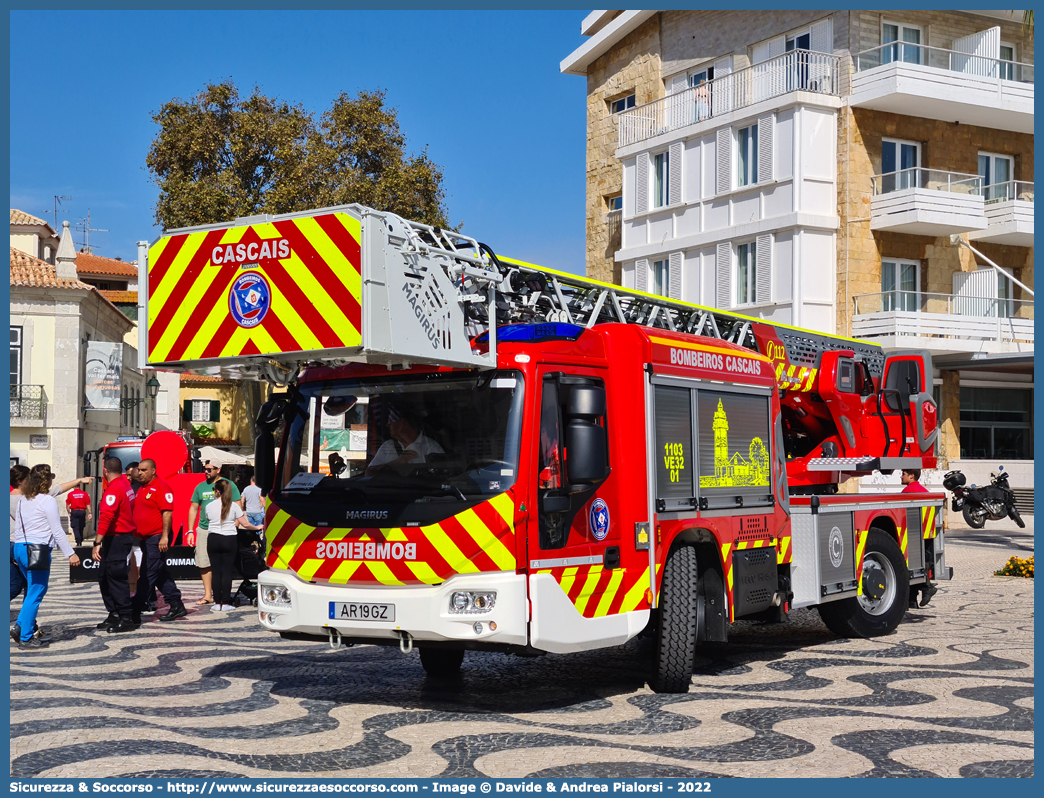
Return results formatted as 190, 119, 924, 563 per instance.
879, 351, 937, 457
528, 367, 632, 653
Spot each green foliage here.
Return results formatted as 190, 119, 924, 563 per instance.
147, 81, 453, 231
995, 555, 1033, 578
192, 423, 215, 440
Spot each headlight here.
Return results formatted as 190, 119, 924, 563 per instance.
448, 591, 496, 614
260, 584, 292, 609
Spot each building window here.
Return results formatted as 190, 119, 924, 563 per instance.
735, 241, 757, 306
610, 94, 636, 114
135, 388, 141, 428
882, 21, 922, 65
186, 399, 219, 424
737, 124, 758, 187
651, 259, 669, 297
882, 259, 920, 312
979, 152, 1014, 202
605, 194, 623, 212
1000, 43, 1016, 80
959, 387, 1032, 460
880, 138, 920, 193
653, 150, 670, 208
10, 326, 22, 386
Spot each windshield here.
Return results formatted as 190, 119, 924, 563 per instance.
104, 445, 142, 472
275, 370, 525, 527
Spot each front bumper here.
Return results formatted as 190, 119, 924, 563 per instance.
256, 568, 527, 646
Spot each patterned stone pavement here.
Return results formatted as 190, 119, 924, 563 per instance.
10, 528, 1033, 779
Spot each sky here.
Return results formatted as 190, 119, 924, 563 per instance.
9, 10, 590, 274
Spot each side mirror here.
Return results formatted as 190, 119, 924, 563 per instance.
541, 494, 570, 513
567, 385, 606, 418
256, 395, 287, 434
565, 419, 608, 484
254, 433, 275, 497
82, 455, 92, 478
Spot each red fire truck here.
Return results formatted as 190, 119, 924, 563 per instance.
143, 205, 948, 692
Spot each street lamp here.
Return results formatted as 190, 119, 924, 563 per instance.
146, 375, 160, 399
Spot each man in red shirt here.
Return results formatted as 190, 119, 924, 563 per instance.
131, 459, 186, 621
65, 485, 92, 546
901, 469, 929, 493
92, 457, 139, 633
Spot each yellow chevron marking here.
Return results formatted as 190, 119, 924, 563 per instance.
297, 559, 325, 581
328, 559, 363, 584
457, 508, 515, 571
488, 492, 515, 527
922, 506, 936, 539
620, 567, 651, 613
404, 560, 443, 585
594, 569, 626, 617
558, 566, 579, 596
775, 362, 785, 382
280, 217, 359, 332
720, 542, 732, 563
855, 531, 869, 596
149, 230, 216, 326
726, 565, 734, 591
422, 523, 479, 574
223, 322, 280, 360
280, 521, 320, 567
574, 566, 604, 615
776, 536, 791, 564
264, 511, 291, 559
366, 559, 404, 586
736, 541, 749, 550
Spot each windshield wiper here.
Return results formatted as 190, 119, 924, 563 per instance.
415, 484, 469, 502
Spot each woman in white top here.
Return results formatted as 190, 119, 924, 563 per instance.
204, 479, 246, 611
13, 472, 81, 649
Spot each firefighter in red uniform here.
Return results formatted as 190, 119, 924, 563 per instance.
131, 459, 187, 621
64, 485, 92, 546
92, 457, 139, 633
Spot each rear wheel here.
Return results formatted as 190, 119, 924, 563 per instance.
818, 528, 909, 638
650, 545, 698, 694
419, 647, 465, 677
963, 504, 987, 529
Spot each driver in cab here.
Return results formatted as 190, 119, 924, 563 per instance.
366, 405, 443, 475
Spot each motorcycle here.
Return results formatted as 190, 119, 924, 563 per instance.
943, 468, 1025, 529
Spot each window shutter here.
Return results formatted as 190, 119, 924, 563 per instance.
716, 127, 731, 195
712, 56, 733, 115
636, 154, 649, 215
755, 234, 772, 305
757, 113, 774, 184
810, 17, 833, 53
635, 259, 649, 293
667, 72, 689, 95
715, 243, 732, 309
768, 35, 786, 59
751, 40, 770, 65
209, 400, 221, 422
668, 142, 683, 205
668, 252, 682, 300
183, 401, 192, 422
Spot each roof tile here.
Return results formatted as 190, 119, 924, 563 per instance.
10, 209, 51, 228
10, 248, 93, 290
98, 290, 139, 304
76, 251, 138, 277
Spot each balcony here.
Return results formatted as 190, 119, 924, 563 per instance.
969, 180, 1034, 248
852, 291, 1033, 354
616, 49, 840, 148
10, 384, 46, 424
870, 168, 986, 236
851, 42, 1033, 134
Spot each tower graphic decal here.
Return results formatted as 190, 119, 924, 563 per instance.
700, 399, 770, 488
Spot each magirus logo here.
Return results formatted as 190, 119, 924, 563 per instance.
346, 510, 389, 521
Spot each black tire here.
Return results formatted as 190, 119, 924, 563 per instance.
419, 647, 465, 677
817, 528, 909, 638
1008, 505, 1026, 529
650, 545, 698, 694
963, 504, 987, 529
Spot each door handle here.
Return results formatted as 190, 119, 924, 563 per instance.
604, 546, 620, 570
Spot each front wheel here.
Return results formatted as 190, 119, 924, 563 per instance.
1008, 504, 1026, 529
419, 647, 465, 677
963, 503, 987, 529
650, 545, 698, 694
818, 528, 909, 638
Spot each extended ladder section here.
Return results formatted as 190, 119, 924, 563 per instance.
143, 203, 881, 384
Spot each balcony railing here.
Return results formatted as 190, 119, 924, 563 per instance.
616, 49, 840, 148
605, 209, 622, 248
853, 42, 1034, 84
11, 384, 46, 421
984, 180, 1034, 204
871, 168, 982, 196
852, 291, 1033, 347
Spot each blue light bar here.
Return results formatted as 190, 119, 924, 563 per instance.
475, 323, 585, 344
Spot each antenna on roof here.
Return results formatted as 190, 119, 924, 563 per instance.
75, 208, 108, 255
51, 195, 71, 232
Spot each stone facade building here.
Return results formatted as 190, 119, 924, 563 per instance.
562, 10, 1033, 501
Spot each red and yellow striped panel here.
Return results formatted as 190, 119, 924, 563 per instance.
899, 525, 909, 565
537, 562, 660, 618
148, 212, 363, 364
774, 363, 818, 392
854, 529, 869, 596
264, 492, 517, 586
921, 505, 937, 539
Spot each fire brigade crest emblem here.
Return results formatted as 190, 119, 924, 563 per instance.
590, 498, 610, 541
229, 272, 271, 329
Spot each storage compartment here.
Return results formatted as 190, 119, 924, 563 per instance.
732, 546, 778, 616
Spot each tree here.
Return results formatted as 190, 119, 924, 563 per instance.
146, 81, 452, 231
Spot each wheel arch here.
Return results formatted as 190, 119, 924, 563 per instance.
663, 526, 727, 643
867, 513, 899, 545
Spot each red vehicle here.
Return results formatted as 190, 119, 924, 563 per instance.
144, 205, 949, 692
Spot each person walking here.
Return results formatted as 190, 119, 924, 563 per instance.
11, 471, 81, 649
126, 462, 143, 494
206, 479, 248, 611
65, 485, 92, 546
242, 476, 265, 530
187, 461, 242, 606
131, 459, 187, 622
92, 457, 139, 633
